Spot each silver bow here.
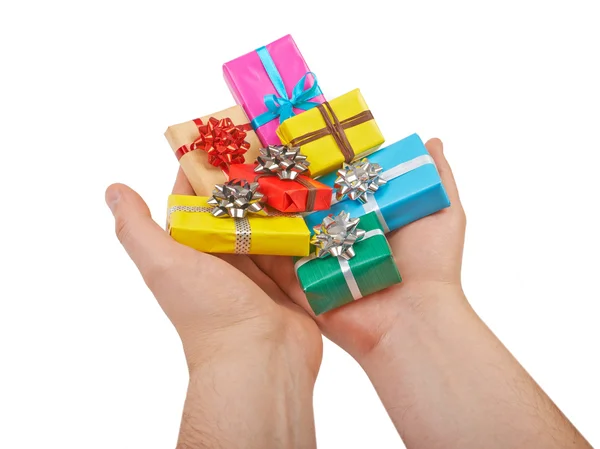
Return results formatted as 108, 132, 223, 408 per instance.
334, 158, 387, 203
311, 211, 366, 260
208, 179, 267, 218
254, 145, 310, 180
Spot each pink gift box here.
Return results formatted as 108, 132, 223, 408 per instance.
223, 34, 326, 146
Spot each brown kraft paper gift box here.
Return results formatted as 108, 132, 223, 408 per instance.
165, 105, 262, 196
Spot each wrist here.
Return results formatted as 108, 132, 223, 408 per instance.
179, 338, 317, 448
187, 342, 317, 400
349, 286, 478, 437
355, 283, 470, 366
180, 316, 319, 382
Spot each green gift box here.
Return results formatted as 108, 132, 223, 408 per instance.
295, 212, 402, 315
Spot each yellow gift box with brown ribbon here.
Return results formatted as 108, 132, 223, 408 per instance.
167, 194, 311, 256
276, 89, 385, 178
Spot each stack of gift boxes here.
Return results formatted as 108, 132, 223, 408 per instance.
165, 35, 450, 315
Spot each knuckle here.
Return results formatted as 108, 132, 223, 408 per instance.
143, 256, 178, 290
114, 216, 131, 245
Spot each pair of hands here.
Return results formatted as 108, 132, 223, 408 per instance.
105, 138, 463, 371
106, 138, 594, 449
106, 138, 465, 445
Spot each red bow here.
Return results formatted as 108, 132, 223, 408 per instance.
188, 117, 251, 169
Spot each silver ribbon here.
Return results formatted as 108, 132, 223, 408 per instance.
168, 206, 212, 215
295, 229, 385, 301
334, 159, 387, 203
310, 211, 366, 260
208, 180, 267, 218
310, 154, 436, 232
233, 218, 252, 254
254, 145, 310, 180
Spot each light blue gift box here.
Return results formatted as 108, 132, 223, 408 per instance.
304, 133, 451, 234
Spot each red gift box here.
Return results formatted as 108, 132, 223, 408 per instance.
228, 164, 332, 213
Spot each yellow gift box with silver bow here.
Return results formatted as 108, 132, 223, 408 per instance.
167, 195, 311, 256
276, 89, 385, 178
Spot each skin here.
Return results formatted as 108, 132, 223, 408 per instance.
106, 138, 592, 449
106, 173, 322, 448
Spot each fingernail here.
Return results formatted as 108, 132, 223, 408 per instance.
105, 186, 121, 215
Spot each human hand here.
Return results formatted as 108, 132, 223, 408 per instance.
105, 171, 322, 447
251, 138, 466, 359
251, 140, 592, 449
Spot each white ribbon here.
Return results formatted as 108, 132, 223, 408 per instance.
313, 154, 436, 232
379, 154, 435, 183
295, 229, 385, 301
338, 258, 362, 300
362, 196, 389, 233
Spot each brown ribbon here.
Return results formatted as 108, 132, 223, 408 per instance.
254, 174, 317, 212
294, 177, 317, 212
289, 102, 374, 163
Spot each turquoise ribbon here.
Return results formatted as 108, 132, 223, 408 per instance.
250, 46, 322, 130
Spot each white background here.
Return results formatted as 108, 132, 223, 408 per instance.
1, 1, 599, 447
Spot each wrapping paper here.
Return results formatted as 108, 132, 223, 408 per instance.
228, 164, 332, 213
304, 134, 451, 234
296, 213, 402, 315
277, 89, 384, 178
223, 34, 326, 146
165, 106, 261, 196
168, 195, 310, 256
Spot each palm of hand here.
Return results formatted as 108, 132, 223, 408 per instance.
249, 139, 466, 358
148, 245, 322, 374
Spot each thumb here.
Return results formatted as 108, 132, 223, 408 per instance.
105, 183, 179, 281
425, 138, 462, 206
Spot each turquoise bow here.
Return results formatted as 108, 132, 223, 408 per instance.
251, 46, 322, 130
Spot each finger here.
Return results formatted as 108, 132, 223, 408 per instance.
425, 138, 461, 206
172, 167, 195, 195
106, 183, 180, 279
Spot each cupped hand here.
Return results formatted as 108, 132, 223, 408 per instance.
251, 138, 467, 359
105, 170, 322, 376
